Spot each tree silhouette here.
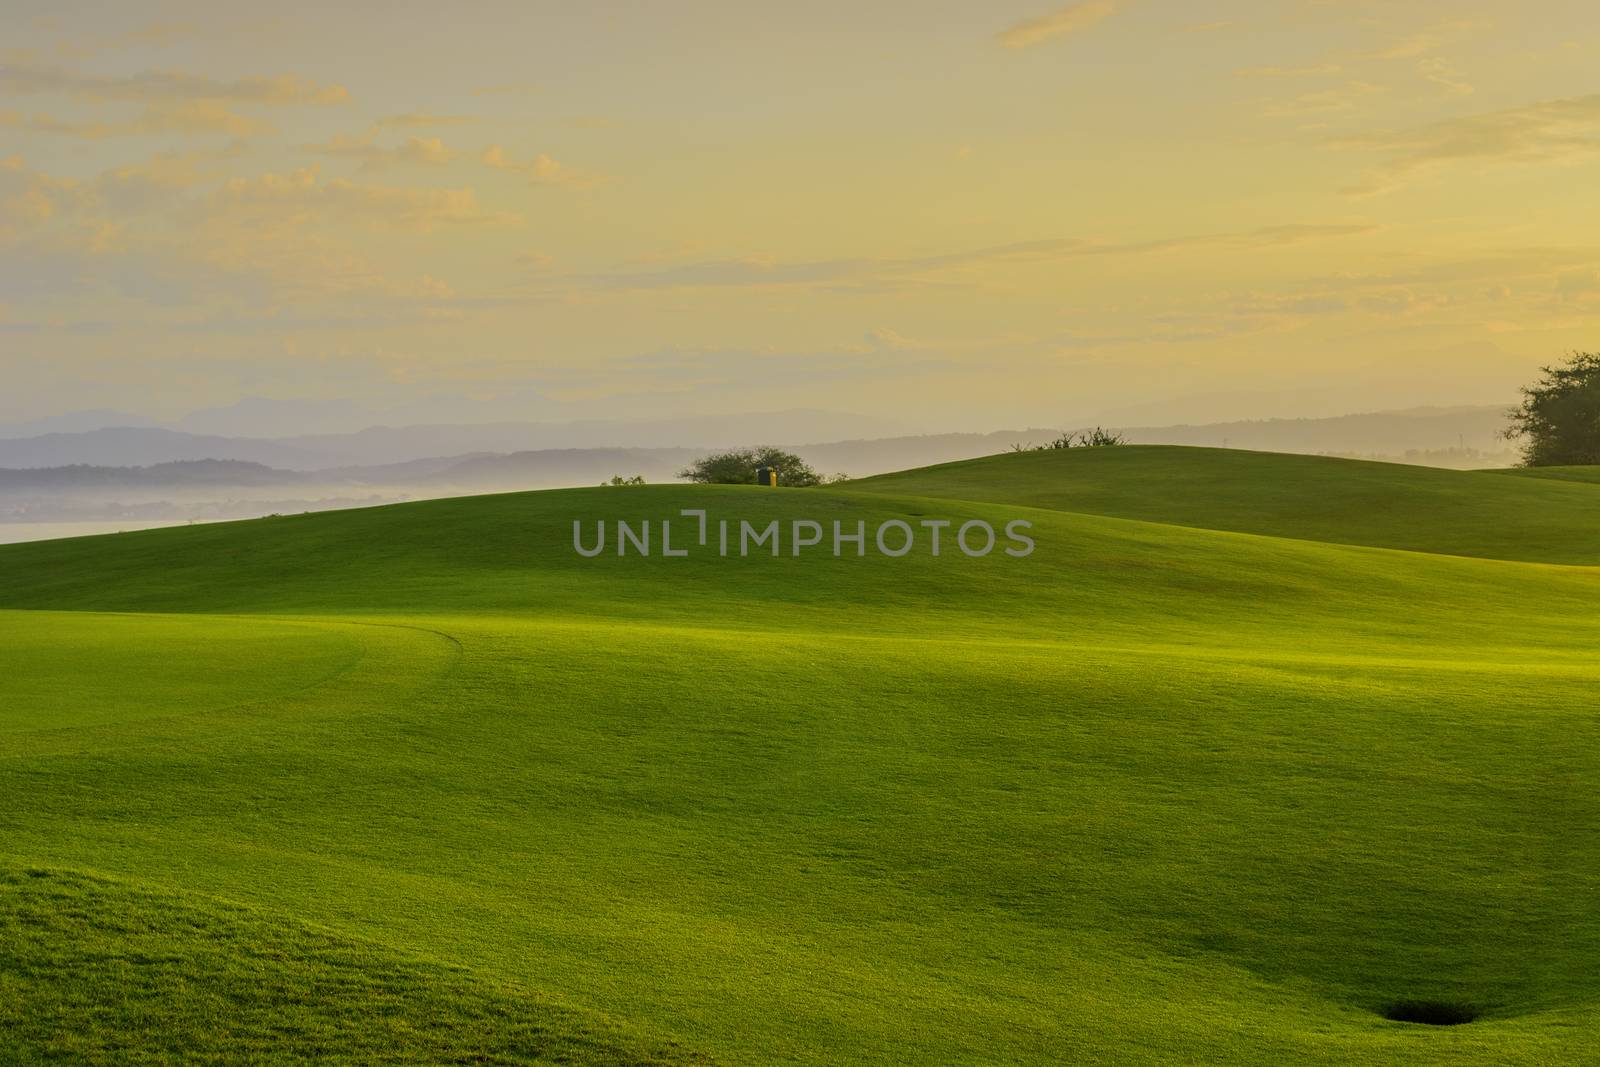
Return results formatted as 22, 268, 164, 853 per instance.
1506, 352, 1600, 466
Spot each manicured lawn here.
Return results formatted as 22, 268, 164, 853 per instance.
850, 446, 1600, 563
2, 448, 1597, 1063
1484, 464, 1600, 486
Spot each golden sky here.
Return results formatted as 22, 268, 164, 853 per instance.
4, 0, 1599, 430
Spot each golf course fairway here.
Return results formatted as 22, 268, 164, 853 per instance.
2, 446, 1598, 1064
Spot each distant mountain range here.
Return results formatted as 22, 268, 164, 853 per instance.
0, 438, 1035, 492
0, 406, 1516, 473
0, 460, 302, 490
0, 431, 333, 470
0, 406, 1525, 531
0, 410, 910, 467
1110, 405, 1514, 455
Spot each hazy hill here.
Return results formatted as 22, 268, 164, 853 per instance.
1118, 405, 1513, 457
0, 428, 329, 470
0, 409, 157, 438
0, 406, 1515, 472
0, 410, 908, 468
271, 410, 909, 465
0, 460, 300, 489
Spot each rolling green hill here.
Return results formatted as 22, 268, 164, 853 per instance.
2, 449, 1598, 1064
1484, 465, 1600, 486
0, 864, 699, 1066
849, 446, 1600, 563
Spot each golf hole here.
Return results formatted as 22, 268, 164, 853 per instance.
1381, 999, 1480, 1026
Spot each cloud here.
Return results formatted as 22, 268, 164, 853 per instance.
1300, 247, 1600, 291
1227, 281, 1455, 321
552, 224, 1375, 293
598, 344, 952, 397
94, 145, 246, 212
1361, 21, 1484, 63
1240, 20, 1480, 111
1365, 34, 1442, 62
1419, 57, 1472, 96
1235, 64, 1343, 78
1340, 92, 1600, 195
304, 133, 455, 169
1263, 81, 1388, 118
481, 145, 609, 189
472, 82, 540, 96
1, 148, 255, 239
212, 166, 519, 232
0, 63, 348, 105
0, 153, 502, 317
996, 2, 1121, 50
0, 155, 83, 238
376, 112, 477, 128
0, 100, 270, 138
1356, 19, 1483, 97
22, 21, 197, 63
865, 327, 923, 350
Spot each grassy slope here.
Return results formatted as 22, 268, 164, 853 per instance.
0, 865, 702, 1066
848, 446, 1600, 563
1483, 465, 1600, 485
2, 453, 1598, 1064
2, 612, 361, 735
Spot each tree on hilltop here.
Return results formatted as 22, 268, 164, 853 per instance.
1505, 352, 1600, 466
1008, 427, 1126, 452
678, 447, 823, 486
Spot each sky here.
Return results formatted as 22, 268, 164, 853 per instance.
3, 0, 1599, 433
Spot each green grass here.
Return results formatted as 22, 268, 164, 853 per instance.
1483, 464, 1600, 486
0, 865, 701, 1066
0, 613, 361, 735
1, 448, 1598, 1063
849, 446, 1600, 563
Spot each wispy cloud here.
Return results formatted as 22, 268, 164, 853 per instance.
1263, 81, 1388, 118
376, 112, 478, 129
471, 82, 540, 96
1340, 92, 1600, 195
864, 327, 924, 351
95, 146, 247, 211
304, 133, 455, 169
1361, 19, 1483, 96
1361, 20, 1485, 62
15, 21, 198, 64
1245, 18, 1481, 114
996, 1, 1121, 50
0, 63, 348, 105
1235, 63, 1342, 79
1419, 57, 1472, 96
553, 224, 1376, 293
0, 100, 270, 139
514, 250, 556, 272
0, 152, 502, 313
213, 166, 519, 232
0, 155, 86, 241
481, 145, 609, 189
